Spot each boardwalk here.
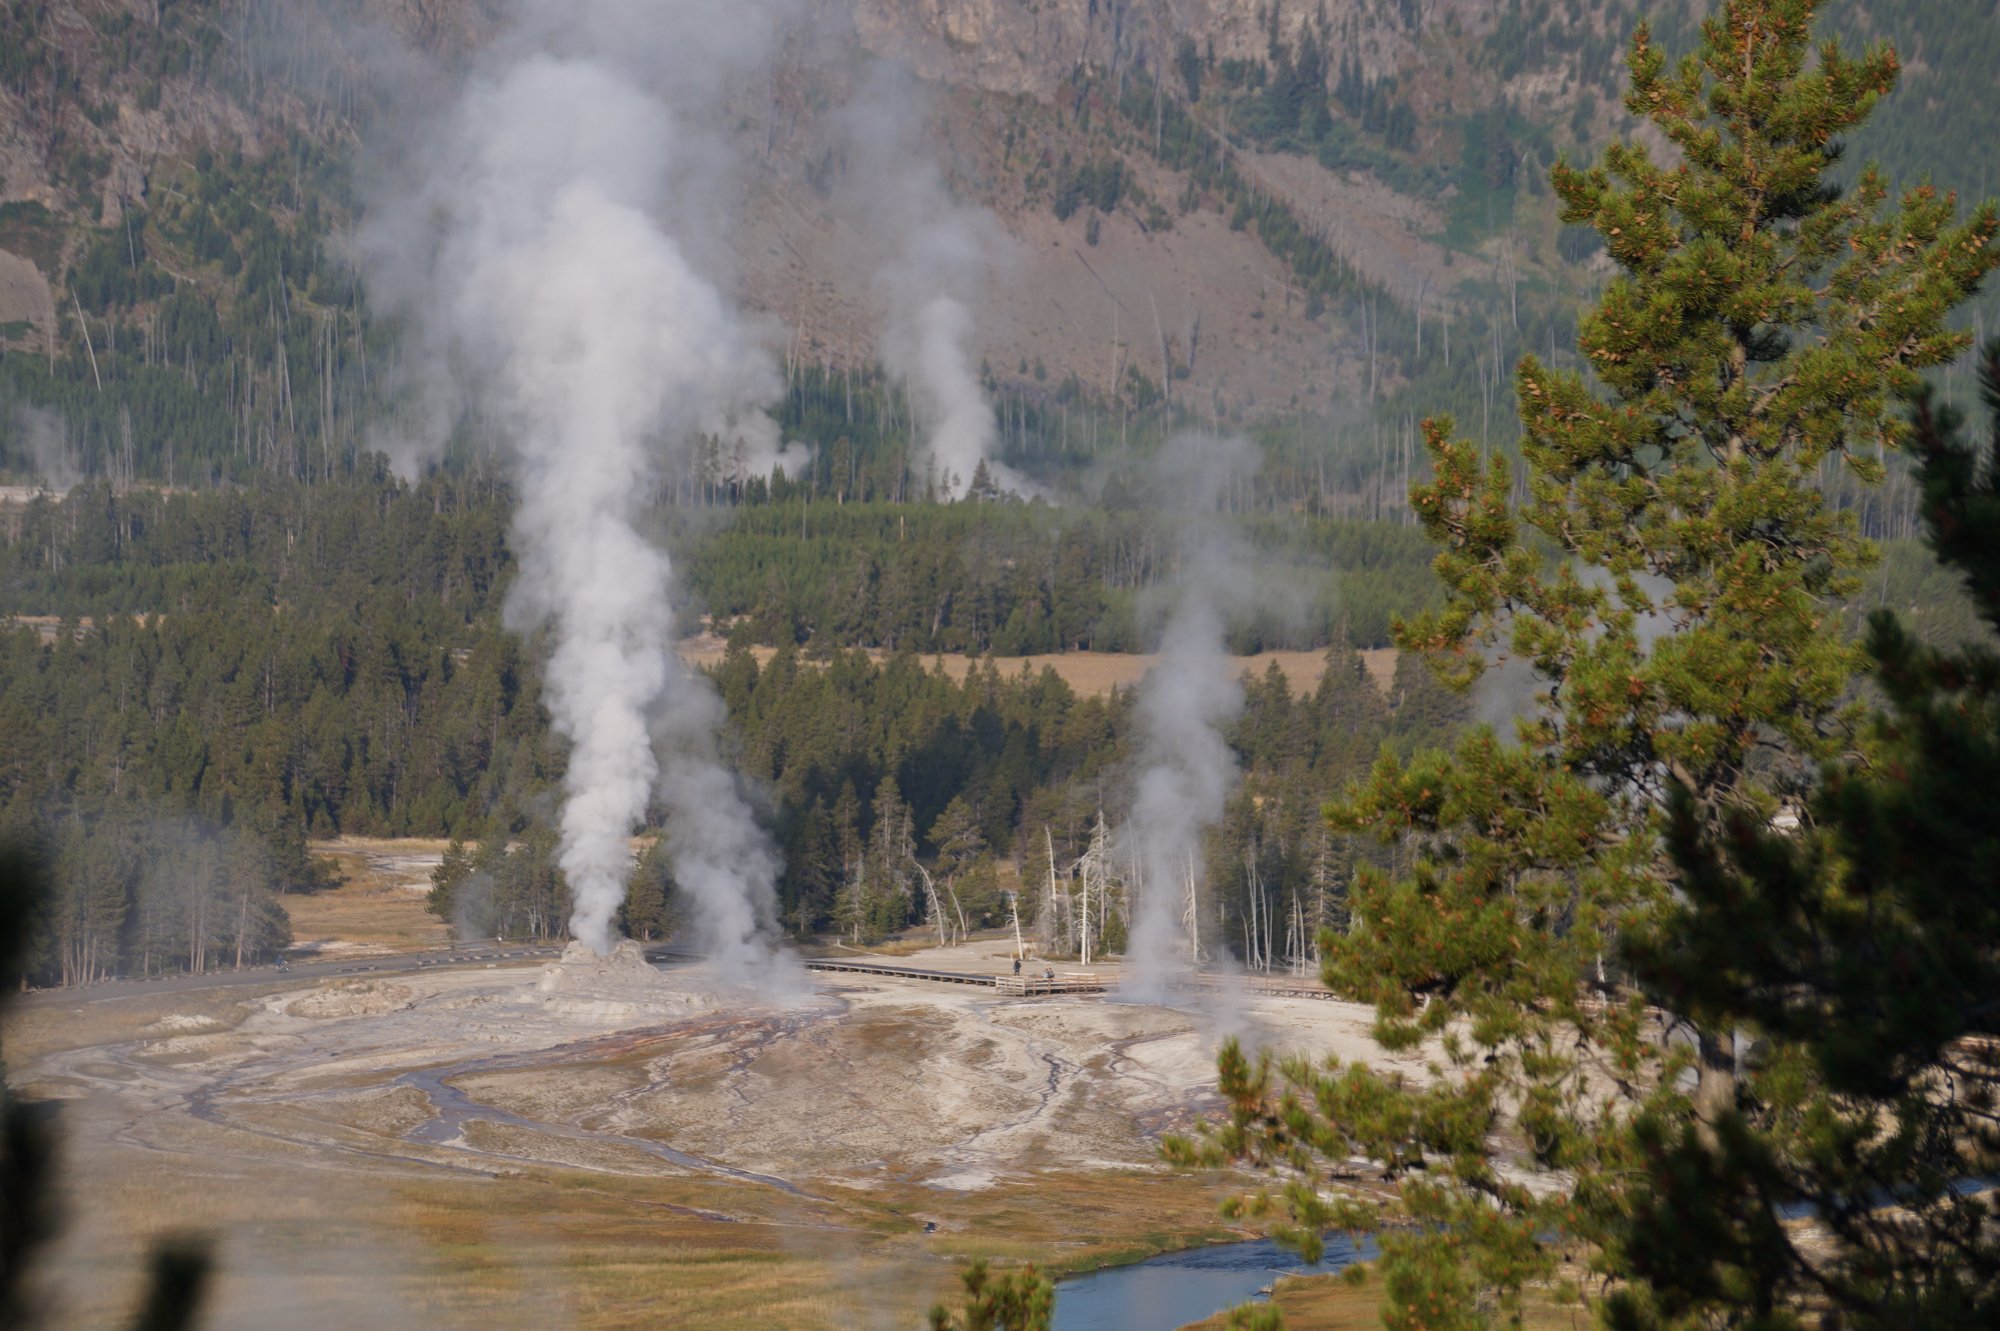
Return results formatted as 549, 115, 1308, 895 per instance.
803, 960, 1109, 996
994, 971, 1108, 996
802, 958, 998, 987
801, 957, 1339, 1001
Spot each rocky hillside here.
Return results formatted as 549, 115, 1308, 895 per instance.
0, 0, 1992, 483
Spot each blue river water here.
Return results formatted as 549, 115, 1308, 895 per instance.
1051, 1176, 1995, 1329
1052, 1235, 1376, 1331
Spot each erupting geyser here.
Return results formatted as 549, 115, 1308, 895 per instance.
1122, 435, 1262, 1001
356, 0, 801, 966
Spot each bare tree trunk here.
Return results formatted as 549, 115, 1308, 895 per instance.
73, 294, 103, 393
1414, 274, 1428, 360
234, 891, 250, 970
1182, 853, 1200, 962
1078, 837, 1092, 966
916, 864, 949, 948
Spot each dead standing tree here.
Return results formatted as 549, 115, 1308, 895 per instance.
1075, 813, 1118, 966
1039, 826, 1074, 957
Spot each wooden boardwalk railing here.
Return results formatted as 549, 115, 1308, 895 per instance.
993, 972, 1108, 996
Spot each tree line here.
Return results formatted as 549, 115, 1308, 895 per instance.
0, 468, 1463, 980
0, 469, 1441, 650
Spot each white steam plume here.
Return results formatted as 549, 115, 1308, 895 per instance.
835, 64, 1028, 499
1121, 434, 1263, 1002
6, 404, 77, 491
355, 0, 799, 961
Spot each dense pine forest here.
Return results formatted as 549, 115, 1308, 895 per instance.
0, 470, 1468, 981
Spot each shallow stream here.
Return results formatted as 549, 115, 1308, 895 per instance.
1052, 1234, 1374, 1331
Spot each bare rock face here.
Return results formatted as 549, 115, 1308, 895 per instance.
534, 938, 713, 1019
0, 250, 54, 341
836, 0, 1452, 100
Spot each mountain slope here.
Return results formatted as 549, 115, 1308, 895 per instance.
0, 0, 1993, 488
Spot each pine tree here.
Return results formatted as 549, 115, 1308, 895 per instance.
784, 797, 838, 936
464, 831, 512, 939
622, 837, 673, 943
925, 1258, 1052, 1331
865, 775, 916, 936
1173, 4, 2000, 1326
427, 837, 474, 924
1175, 34, 1203, 104
502, 824, 566, 942
834, 856, 872, 946
51, 820, 128, 986
1608, 345, 2000, 1331
930, 795, 987, 886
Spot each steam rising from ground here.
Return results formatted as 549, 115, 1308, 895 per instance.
5, 404, 77, 490
354, 0, 798, 964
835, 65, 1027, 499
1122, 434, 1263, 1001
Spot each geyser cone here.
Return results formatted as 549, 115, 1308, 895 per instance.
537, 936, 714, 1019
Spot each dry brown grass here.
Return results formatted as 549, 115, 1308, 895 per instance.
891, 1171, 1245, 1273
365, 1164, 1241, 1329
1176, 1271, 1386, 1331
803, 936, 937, 958
295, 837, 453, 954
678, 640, 1399, 700
3, 985, 272, 1064
46, 1126, 913, 1328
1181, 1267, 1589, 1330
